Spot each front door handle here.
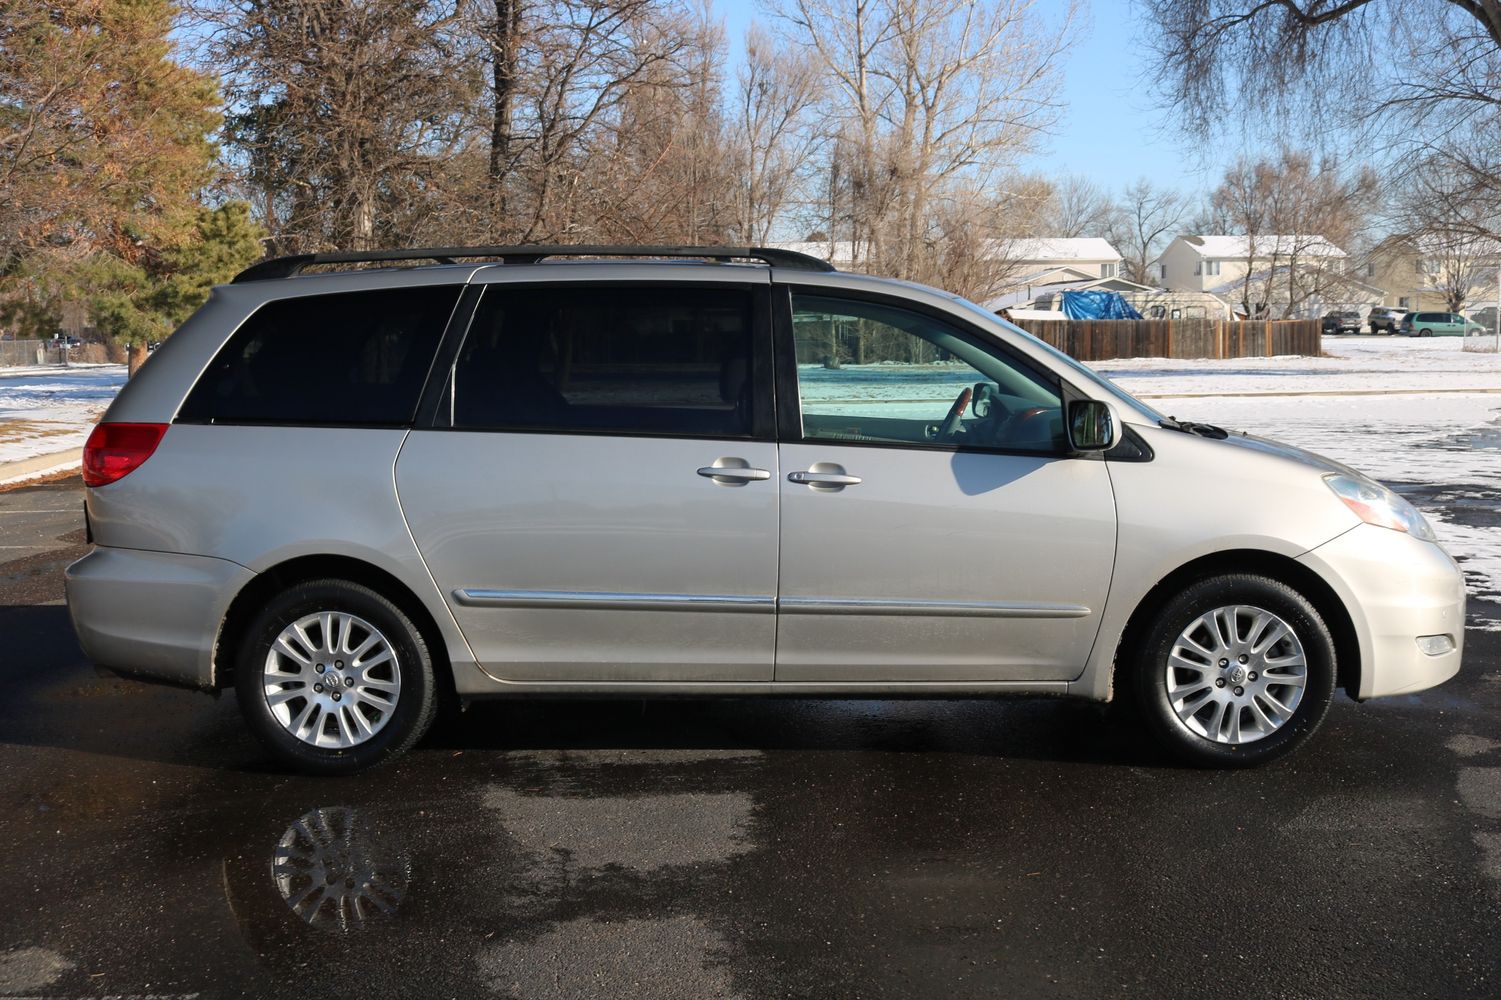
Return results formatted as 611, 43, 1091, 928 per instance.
788, 470, 862, 486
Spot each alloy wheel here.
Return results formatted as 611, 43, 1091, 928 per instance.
1163, 604, 1308, 745
261, 611, 402, 749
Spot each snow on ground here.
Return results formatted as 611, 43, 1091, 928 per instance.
1096, 333, 1498, 396
0, 365, 126, 465
1098, 337, 1501, 612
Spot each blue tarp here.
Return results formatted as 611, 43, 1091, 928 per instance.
1060, 290, 1143, 320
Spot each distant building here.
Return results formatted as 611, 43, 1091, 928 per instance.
768, 237, 1123, 282
1359, 233, 1501, 314
1152, 234, 1381, 319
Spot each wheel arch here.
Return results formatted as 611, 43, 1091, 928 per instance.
213, 554, 457, 706
1113, 548, 1361, 700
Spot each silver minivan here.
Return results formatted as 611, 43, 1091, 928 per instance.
65, 246, 1466, 774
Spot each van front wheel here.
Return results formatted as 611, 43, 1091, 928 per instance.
235, 579, 437, 775
1131, 574, 1336, 767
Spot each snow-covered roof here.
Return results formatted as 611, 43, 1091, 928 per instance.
1178, 235, 1346, 259
984, 276, 1158, 311
988, 237, 1120, 262
764, 237, 1121, 266
767, 240, 865, 264
1410, 233, 1501, 259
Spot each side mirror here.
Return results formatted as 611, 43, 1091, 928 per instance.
1067, 399, 1120, 452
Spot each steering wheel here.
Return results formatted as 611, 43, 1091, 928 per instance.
936, 386, 973, 441
998, 405, 1052, 443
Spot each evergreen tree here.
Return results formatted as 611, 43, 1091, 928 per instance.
1, 0, 223, 371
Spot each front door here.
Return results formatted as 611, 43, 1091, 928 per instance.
396, 278, 779, 683
773, 289, 1117, 684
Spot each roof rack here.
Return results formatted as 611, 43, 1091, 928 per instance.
231, 244, 836, 283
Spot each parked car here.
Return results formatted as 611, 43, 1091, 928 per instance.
1398, 311, 1484, 337
65, 245, 1465, 775
1468, 306, 1498, 334
1320, 310, 1362, 335
1366, 306, 1407, 334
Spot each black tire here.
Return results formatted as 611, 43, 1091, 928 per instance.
1419, 328, 1432, 337
235, 579, 438, 775
1130, 574, 1336, 768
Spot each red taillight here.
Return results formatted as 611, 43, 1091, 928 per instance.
82, 422, 168, 488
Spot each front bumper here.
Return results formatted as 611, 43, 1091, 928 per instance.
1297, 525, 1466, 699
65, 546, 253, 691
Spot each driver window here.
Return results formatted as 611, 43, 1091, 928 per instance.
790, 293, 1064, 453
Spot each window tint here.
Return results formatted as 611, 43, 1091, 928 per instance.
179, 286, 460, 426
449, 285, 755, 438
790, 293, 1063, 454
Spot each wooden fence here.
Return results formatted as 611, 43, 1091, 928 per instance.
1008, 318, 1322, 362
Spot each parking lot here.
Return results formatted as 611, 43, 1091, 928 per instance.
2, 336, 1500, 998
1, 507, 1499, 997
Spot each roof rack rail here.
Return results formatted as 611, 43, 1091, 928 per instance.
231, 244, 836, 283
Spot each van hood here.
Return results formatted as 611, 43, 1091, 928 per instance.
1206, 429, 1366, 479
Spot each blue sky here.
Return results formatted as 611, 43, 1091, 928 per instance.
715, 0, 1235, 201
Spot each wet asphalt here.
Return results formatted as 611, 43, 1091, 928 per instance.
1, 479, 1498, 999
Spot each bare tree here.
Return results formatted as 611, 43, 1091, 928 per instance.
1046, 175, 1116, 239
1105, 178, 1185, 285
770, 0, 1077, 286
588, 4, 736, 242
1392, 160, 1501, 312
1141, 1, 1501, 239
729, 25, 819, 243
1210, 150, 1378, 318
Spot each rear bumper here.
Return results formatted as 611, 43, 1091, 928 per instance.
1297, 525, 1466, 699
65, 546, 252, 691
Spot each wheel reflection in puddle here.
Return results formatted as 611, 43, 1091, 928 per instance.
270, 806, 411, 932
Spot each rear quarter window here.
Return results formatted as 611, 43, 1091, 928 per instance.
177, 286, 461, 426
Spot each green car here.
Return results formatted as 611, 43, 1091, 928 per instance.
1398, 311, 1488, 336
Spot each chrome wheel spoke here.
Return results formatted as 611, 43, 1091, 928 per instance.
1163, 603, 1307, 746
264, 686, 305, 708
355, 649, 393, 671
274, 636, 313, 668
263, 610, 401, 750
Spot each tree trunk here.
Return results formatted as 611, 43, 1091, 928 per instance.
489, 0, 521, 224
126, 343, 148, 377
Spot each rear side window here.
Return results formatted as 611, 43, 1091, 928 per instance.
178, 286, 461, 426
447, 285, 756, 438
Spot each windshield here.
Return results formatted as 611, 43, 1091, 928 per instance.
946, 295, 1165, 423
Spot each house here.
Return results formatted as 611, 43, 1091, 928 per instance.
1152, 235, 1381, 319
1358, 233, 1501, 314
768, 237, 1123, 287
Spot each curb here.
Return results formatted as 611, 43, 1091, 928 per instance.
0, 448, 83, 488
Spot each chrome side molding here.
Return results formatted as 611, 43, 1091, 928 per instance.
780, 597, 1090, 618
454, 589, 1088, 619
453, 590, 776, 613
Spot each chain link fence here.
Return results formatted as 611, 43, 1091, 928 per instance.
0, 340, 70, 366
1464, 328, 1500, 353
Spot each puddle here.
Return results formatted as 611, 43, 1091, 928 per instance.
1420, 416, 1501, 452
266, 806, 411, 932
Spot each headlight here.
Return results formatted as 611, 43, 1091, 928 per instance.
1323, 473, 1436, 542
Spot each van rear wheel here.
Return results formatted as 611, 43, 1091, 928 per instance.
1131, 574, 1336, 767
235, 579, 437, 775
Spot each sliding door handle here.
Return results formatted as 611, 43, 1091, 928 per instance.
698, 466, 771, 482
788, 470, 862, 486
